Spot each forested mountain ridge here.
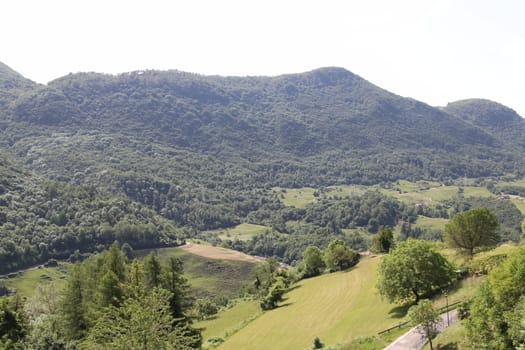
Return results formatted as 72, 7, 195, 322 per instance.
2, 64, 523, 184
443, 98, 525, 148
1, 61, 525, 272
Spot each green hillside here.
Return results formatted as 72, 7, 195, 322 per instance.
213, 256, 400, 350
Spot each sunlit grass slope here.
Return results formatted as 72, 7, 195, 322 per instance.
4, 263, 70, 297
216, 256, 402, 350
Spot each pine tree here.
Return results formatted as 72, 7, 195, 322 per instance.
60, 265, 87, 340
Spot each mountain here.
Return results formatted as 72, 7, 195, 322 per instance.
1, 61, 525, 271
443, 99, 525, 148
2, 66, 520, 183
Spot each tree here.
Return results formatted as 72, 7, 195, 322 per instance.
377, 239, 454, 303
408, 299, 440, 350
371, 225, 394, 253
444, 207, 499, 259
97, 270, 123, 307
161, 257, 191, 318
0, 295, 27, 348
323, 239, 359, 272
60, 265, 87, 341
466, 245, 525, 349
82, 288, 198, 350
260, 277, 286, 310
103, 242, 127, 281
143, 252, 162, 290
300, 246, 325, 278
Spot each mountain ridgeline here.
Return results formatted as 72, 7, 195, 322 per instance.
1, 62, 525, 271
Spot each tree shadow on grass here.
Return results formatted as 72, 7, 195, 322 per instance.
388, 303, 412, 318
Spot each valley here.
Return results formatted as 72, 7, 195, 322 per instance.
2, 61, 525, 349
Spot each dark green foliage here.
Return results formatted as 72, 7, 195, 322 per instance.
0, 295, 27, 348
445, 207, 499, 259
161, 257, 191, 318
323, 239, 359, 272
313, 337, 324, 349
143, 252, 162, 290
56, 247, 200, 348
260, 278, 286, 310
377, 239, 455, 303
371, 226, 394, 253
2, 62, 525, 275
60, 265, 87, 341
300, 246, 326, 278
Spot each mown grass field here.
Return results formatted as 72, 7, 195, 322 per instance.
214, 256, 407, 350
196, 300, 262, 348
275, 180, 497, 209
413, 215, 449, 231
273, 187, 318, 207
209, 223, 269, 241
3, 263, 70, 297
135, 245, 258, 299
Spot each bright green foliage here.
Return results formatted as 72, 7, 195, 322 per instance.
377, 239, 454, 303
300, 246, 326, 278
466, 245, 525, 349
371, 225, 394, 253
104, 242, 127, 281
408, 299, 440, 350
444, 207, 499, 259
81, 288, 198, 350
324, 240, 359, 272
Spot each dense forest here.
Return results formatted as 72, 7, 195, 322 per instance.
1, 61, 525, 272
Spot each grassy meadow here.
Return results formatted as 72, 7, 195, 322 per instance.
214, 256, 407, 350
209, 223, 269, 241
3, 262, 70, 297
135, 245, 258, 299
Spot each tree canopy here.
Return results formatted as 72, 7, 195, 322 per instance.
444, 207, 499, 259
377, 239, 455, 303
466, 245, 525, 349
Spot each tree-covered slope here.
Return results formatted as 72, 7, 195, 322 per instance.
1, 62, 525, 272
2, 65, 521, 186
443, 98, 525, 148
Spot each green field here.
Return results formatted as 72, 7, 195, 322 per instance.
214, 256, 407, 350
413, 215, 449, 231
273, 187, 318, 207
275, 181, 496, 210
135, 247, 257, 299
196, 300, 262, 348
4, 263, 70, 297
510, 197, 525, 214
211, 223, 269, 241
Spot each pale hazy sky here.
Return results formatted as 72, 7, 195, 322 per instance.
2, 0, 525, 116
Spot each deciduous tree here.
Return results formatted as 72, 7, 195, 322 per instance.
377, 239, 454, 303
408, 299, 440, 350
323, 239, 359, 272
300, 246, 325, 278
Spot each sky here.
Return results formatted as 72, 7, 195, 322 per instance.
2, 0, 525, 116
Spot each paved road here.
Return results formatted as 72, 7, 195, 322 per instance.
383, 309, 459, 350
